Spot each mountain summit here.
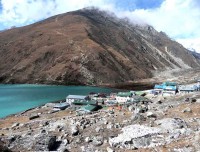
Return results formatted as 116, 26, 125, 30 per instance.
0, 8, 199, 85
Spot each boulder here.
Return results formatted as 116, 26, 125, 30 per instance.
136, 105, 148, 113
85, 137, 92, 143
132, 136, 151, 148
107, 123, 113, 129
29, 114, 39, 120
0, 141, 12, 152
107, 147, 114, 152
71, 125, 79, 136
182, 107, 192, 113
11, 123, 20, 128
8, 135, 21, 144
95, 127, 102, 133
131, 113, 146, 122
48, 136, 57, 151
196, 99, 200, 103
92, 136, 104, 146
191, 98, 196, 103
63, 139, 69, 145
173, 146, 194, 152
81, 145, 96, 152
156, 100, 163, 104
109, 125, 162, 148
146, 112, 157, 118
34, 135, 60, 151
128, 105, 135, 112
114, 123, 121, 129
155, 118, 187, 131
104, 120, 108, 125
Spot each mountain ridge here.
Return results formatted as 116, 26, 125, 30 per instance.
0, 8, 199, 85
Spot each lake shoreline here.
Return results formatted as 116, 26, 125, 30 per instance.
1, 98, 66, 120
0, 84, 114, 118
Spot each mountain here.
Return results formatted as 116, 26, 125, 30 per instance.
0, 8, 199, 85
190, 50, 200, 60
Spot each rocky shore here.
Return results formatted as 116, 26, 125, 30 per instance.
1, 89, 200, 152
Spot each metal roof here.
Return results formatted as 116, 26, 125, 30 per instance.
54, 103, 70, 108
72, 100, 96, 105
117, 92, 132, 97
66, 95, 87, 100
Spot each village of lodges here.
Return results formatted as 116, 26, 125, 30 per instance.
52, 80, 200, 115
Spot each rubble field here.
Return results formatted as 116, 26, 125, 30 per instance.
1, 91, 200, 152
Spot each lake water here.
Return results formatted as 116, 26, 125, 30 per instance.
0, 84, 115, 118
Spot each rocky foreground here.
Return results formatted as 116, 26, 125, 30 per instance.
1, 90, 200, 152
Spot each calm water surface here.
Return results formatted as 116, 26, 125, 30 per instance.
0, 84, 115, 118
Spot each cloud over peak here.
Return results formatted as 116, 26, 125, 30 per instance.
0, 0, 200, 52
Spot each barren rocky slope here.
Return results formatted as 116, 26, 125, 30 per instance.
0, 8, 199, 85
1, 90, 200, 151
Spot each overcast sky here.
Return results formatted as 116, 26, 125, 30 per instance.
0, 0, 200, 52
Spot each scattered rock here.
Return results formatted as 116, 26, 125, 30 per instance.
0, 141, 12, 152
146, 112, 157, 118
128, 105, 135, 112
155, 118, 187, 130
34, 135, 60, 151
8, 135, 21, 144
107, 123, 113, 129
11, 123, 20, 128
173, 146, 194, 152
48, 136, 57, 151
136, 105, 148, 113
75, 137, 82, 144
95, 127, 102, 132
92, 136, 104, 146
132, 113, 146, 122
196, 99, 200, 103
114, 123, 121, 128
191, 98, 196, 103
81, 145, 95, 152
71, 125, 79, 136
29, 114, 40, 120
182, 107, 192, 113
104, 120, 108, 125
132, 136, 151, 148
63, 139, 69, 145
41, 129, 46, 134
107, 147, 114, 152
85, 137, 92, 143
156, 100, 162, 104
185, 98, 190, 102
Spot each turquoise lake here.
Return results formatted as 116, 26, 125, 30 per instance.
0, 84, 115, 118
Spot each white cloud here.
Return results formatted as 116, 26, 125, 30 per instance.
0, 0, 200, 52
122, 0, 200, 52
0, 0, 114, 27
177, 38, 200, 52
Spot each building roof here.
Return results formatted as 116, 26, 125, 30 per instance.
117, 92, 132, 97
179, 85, 195, 91
66, 95, 87, 100
54, 103, 69, 108
72, 100, 96, 105
163, 82, 177, 86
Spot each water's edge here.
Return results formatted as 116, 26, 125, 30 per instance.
0, 84, 116, 118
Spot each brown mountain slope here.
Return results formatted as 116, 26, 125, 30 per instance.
0, 8, 199, 85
